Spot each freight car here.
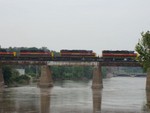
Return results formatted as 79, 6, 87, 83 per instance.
102, 50, 137, 61
60, 49, 97, 61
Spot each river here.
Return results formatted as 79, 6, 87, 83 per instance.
0, 77, 149, 113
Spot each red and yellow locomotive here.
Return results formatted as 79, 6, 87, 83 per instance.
0, 48, 16, 60
60, 49, 97, 61
18, 49, 52, 60
102, 50, 137, 61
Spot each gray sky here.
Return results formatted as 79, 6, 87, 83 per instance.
0, 0, 150, 55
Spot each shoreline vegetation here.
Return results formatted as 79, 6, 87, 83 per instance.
2, 65, 94, 87
2, 65, 144, 88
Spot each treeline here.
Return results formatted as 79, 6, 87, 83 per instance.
23, 65, 94, 80
2, 66, 30, 86
1, 46, 60, 56
2, 65, 144, 86
2, 65, 94, 86
24, 65, 94, 80
2, 46, 50, 52
51, 66, 93, 80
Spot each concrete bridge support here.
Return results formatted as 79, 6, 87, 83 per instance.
92, 64, 103, 89
40, 88, 51, 113
92, 89, 102, 113
0, 67, 4, 91
146, 68, 150, 91
146, 90, 150, 109
38, 65, 53, 88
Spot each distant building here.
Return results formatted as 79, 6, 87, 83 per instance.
16, 69, 25, 75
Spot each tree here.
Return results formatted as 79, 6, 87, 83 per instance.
135, 31, 150, 71
135, 31, 150, 91
2, 66, 13, 85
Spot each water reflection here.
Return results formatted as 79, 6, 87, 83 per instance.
146, 90, 150, 111
39, 87, 102, 113
40, 88, 51, 113
0, 90, 16, 113
40, 87, 102, 113
0, 88, 52, 113
0, 87, 40, 113
92, 89, 102, 113
0, 78, 148, 113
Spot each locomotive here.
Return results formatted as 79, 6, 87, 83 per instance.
60, 49, 96, 61
0, 48, 15, 60
102, 50, 137, 61
18, 49, 52, 60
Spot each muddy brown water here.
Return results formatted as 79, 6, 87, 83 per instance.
0, 77, 149, 113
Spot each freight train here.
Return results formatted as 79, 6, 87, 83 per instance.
0, 48, 137, 61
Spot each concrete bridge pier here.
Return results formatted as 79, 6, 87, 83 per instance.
92, 89, 102, 113
38, 65, 53, 88
0, 67, 4, 91
40, 88, 51, 113
92, 64, 103, 89
146, 68, 150, 91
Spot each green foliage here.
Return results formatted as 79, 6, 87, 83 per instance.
7, 46, 50, 52
123, 67, 144, 73
51, 66, 93, 80
2, 66, 31, 86
25, 65, 40, 78
101, 67, 107, 78
14, 74, 30, 84
2, 66, 13, 85
11, 69, 20, 82
135, 31, 150, 71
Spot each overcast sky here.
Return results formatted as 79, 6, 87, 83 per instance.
0, 0, 150, 54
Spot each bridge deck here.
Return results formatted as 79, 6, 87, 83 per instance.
47, 61, 99, 66
0, 60, 141, 67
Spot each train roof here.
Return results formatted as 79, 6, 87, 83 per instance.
20, 49, 50, 52
60, 49, 93, 53
0, 48, 7, 52
102, 50, 135, 53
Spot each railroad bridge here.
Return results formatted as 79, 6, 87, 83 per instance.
0, 58, 141, 90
